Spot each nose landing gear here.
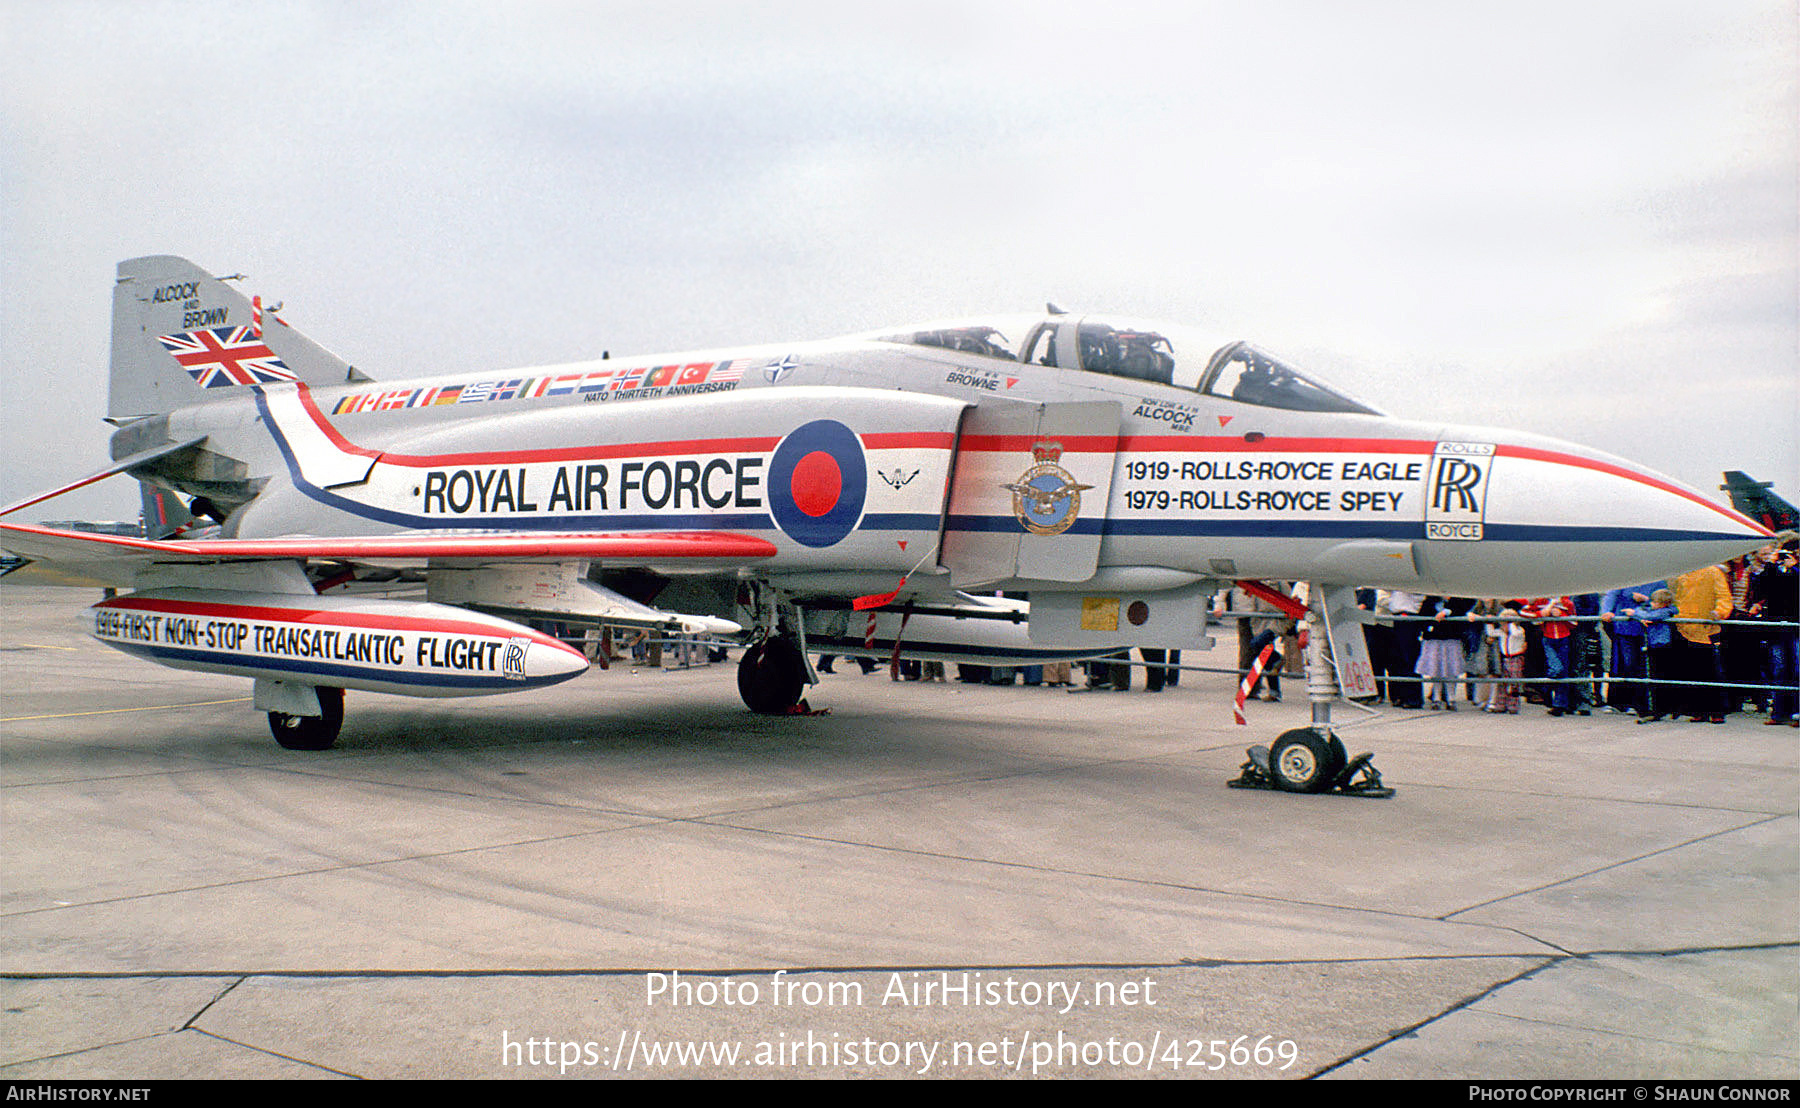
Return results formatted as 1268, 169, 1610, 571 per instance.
1228, 584, 1394, 798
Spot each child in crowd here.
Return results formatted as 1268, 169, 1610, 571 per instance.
1485, 603, 1528, 714
1627, 589, 1679, 723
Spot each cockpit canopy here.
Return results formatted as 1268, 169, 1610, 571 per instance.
874, 314, 1384, 416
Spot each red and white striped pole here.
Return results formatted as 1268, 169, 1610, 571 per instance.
1234, 643, 1277, 725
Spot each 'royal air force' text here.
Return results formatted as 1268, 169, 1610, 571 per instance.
418, 459, 765, 516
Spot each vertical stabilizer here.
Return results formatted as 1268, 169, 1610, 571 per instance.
138, 480, 194, 539
109, 256, 367, 419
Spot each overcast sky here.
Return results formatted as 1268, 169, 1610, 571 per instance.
3, 0, 1795, 523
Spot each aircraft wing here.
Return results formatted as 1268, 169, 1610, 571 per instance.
0, 522, 777, 585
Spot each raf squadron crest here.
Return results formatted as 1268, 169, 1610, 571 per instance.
1004, 441, 1093, 536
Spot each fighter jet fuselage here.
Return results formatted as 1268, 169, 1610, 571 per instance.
1, 257, 1772, 766
144, 312, 1763, 602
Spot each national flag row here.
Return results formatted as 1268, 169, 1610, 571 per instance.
330, 358, 754, 415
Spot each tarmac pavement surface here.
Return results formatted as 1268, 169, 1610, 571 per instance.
2, 585, 1794, 1079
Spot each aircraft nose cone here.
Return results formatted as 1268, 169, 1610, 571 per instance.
526, 636, 591, 684
1466, 432, 1774, 594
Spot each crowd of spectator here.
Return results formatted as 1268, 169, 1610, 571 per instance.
804, 538, 1798, 728
1353, 538, 1798, 727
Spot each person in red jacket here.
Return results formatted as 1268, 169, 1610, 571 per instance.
1525, 596, 1576, 716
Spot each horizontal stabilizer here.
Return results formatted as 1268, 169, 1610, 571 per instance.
0, 437, 206, 519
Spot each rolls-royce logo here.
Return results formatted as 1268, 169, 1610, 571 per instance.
502, 637, 530, 681
1425, 441, 1494, 541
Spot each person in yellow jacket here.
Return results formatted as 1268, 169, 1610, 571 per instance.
1672, 564, 1733, 722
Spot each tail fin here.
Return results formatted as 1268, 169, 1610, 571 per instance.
1720, 471, 1798, 533
109, 255, 370, 419
138, 480, 194, 539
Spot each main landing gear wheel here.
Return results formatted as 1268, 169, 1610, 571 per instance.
737, 636, 807, 715
268, 687, 344, 751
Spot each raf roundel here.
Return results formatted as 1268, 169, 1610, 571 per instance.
767, 419, 868, 548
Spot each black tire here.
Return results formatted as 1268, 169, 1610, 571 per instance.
268, 687, 344, 751
737, 637, 807, 714
1326, 734, 1349, 787
1268, 727, 1340, 793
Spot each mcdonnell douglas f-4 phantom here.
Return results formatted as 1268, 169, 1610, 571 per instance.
0, 257, 1773, 791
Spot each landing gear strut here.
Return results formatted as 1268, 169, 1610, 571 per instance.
1229, 589, 1393, 798
734, 585, 819, 715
